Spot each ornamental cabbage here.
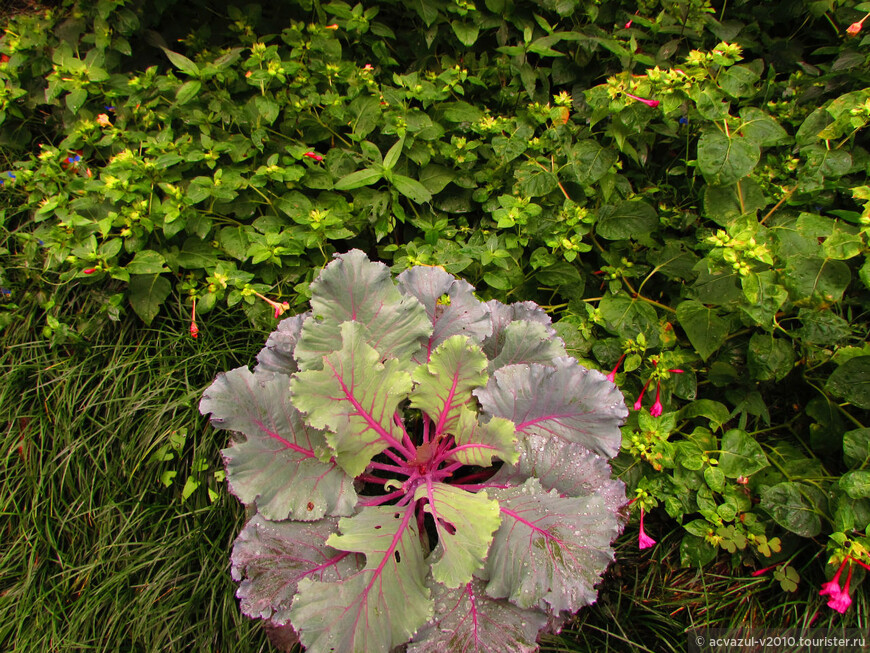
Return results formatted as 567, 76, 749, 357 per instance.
200, 250, 628, 653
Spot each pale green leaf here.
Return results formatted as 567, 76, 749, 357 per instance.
292, 321, 413, 477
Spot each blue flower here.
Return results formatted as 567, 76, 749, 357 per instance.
0, 288, 11, 296
104, 105, 116, 111
6, 171, 15, 178
679, 117, 688, 125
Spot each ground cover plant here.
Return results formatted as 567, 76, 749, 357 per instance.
1, 0, 870, 650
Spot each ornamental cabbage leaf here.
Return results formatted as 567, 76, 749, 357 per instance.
200, 250, 628, 653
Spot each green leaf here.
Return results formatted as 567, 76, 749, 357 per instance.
348, 95, 381, 140
392, 175, 433, 203
704, 466, 725, 492
418, 164, 455, 194
125, 249, 168, 275
291, 321, 413, 477
200, 367, 357, 520
783, 257, 850, 304
596, 201, 658, 240
175, 80, 201, 105
486, 479, 620, 613
760, 482, 822, 537
442, 101, 484, 123
843, 428, 870, 467
676, 300, 728, 361
414, 483, 501, 587
128, 274, 171, 325
740, 271, 788, 326
826, 356, 870, 409
718, 65, 760, 98
718, 428, 769, 478
598, 295, 661, 347
569, 140, 617, 185
514, 162, 557, 197
230, 516, 363, 625
410, 335, 488, 436
840, 471, 870, 499
703, 179, 767, 225
294, 250, 432, 369
65, 88, 87, 114
679, 400, 730, 431
451, 21, 479, 46
162, 47, 200, 76
383, 137, 404, 171
747, 333, 794, 382
334, 167, 382, 190
697, 130, 760, 185
738, 107, 789, 146
291, 505, 430, 653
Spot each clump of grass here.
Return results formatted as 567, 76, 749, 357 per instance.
0, 284, 273, 651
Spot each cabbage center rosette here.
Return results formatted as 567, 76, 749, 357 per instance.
200, 250, 628, 653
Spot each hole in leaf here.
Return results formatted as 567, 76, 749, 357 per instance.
393, 512, 400, 519
306, 502, 314, 511
436, 517, 456, 535
394, 551, 401, 563
374, 525, 381, 530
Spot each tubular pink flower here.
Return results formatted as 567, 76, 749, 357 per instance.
303, 152, 324, 162
819, 557, 849, 599
846, 13, 869, 36
624, 92, 660, 108
83, 268, 96, 274
649, 381, 663, 417
827, 564, 853, 613
606, 354, 627, 383
190, 298, 198, 339
638, 507, 656, 549
633, 378, 652, 411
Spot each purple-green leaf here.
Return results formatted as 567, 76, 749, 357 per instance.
254, 312, 309, 379
230, 515, 364, 625
408, 578, 547, 653
487, 320, 567, 373
475, 359, 627, 459
200, 367, 357, 520
396, 266, 491, 360
291, 321, 414, 477
481, 300, 556, 361
485, 479, 621, 613
294, 250, 432, 369
290, 504, 431, 653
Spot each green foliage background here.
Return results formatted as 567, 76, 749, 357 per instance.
2, 0, 870, 649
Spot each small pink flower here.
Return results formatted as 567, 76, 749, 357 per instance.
649, 381, 663, 417
606, 354, 626, 383
303, 152, 323, 162
624, 20, 633, 29
827, 564, 853, 613
638, 506, 656, 549
83, 268, 97, 274
633, 378, 652, 411
96, 113, 112, 127
624, 92, 660, 109
325, 24, 339, 29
